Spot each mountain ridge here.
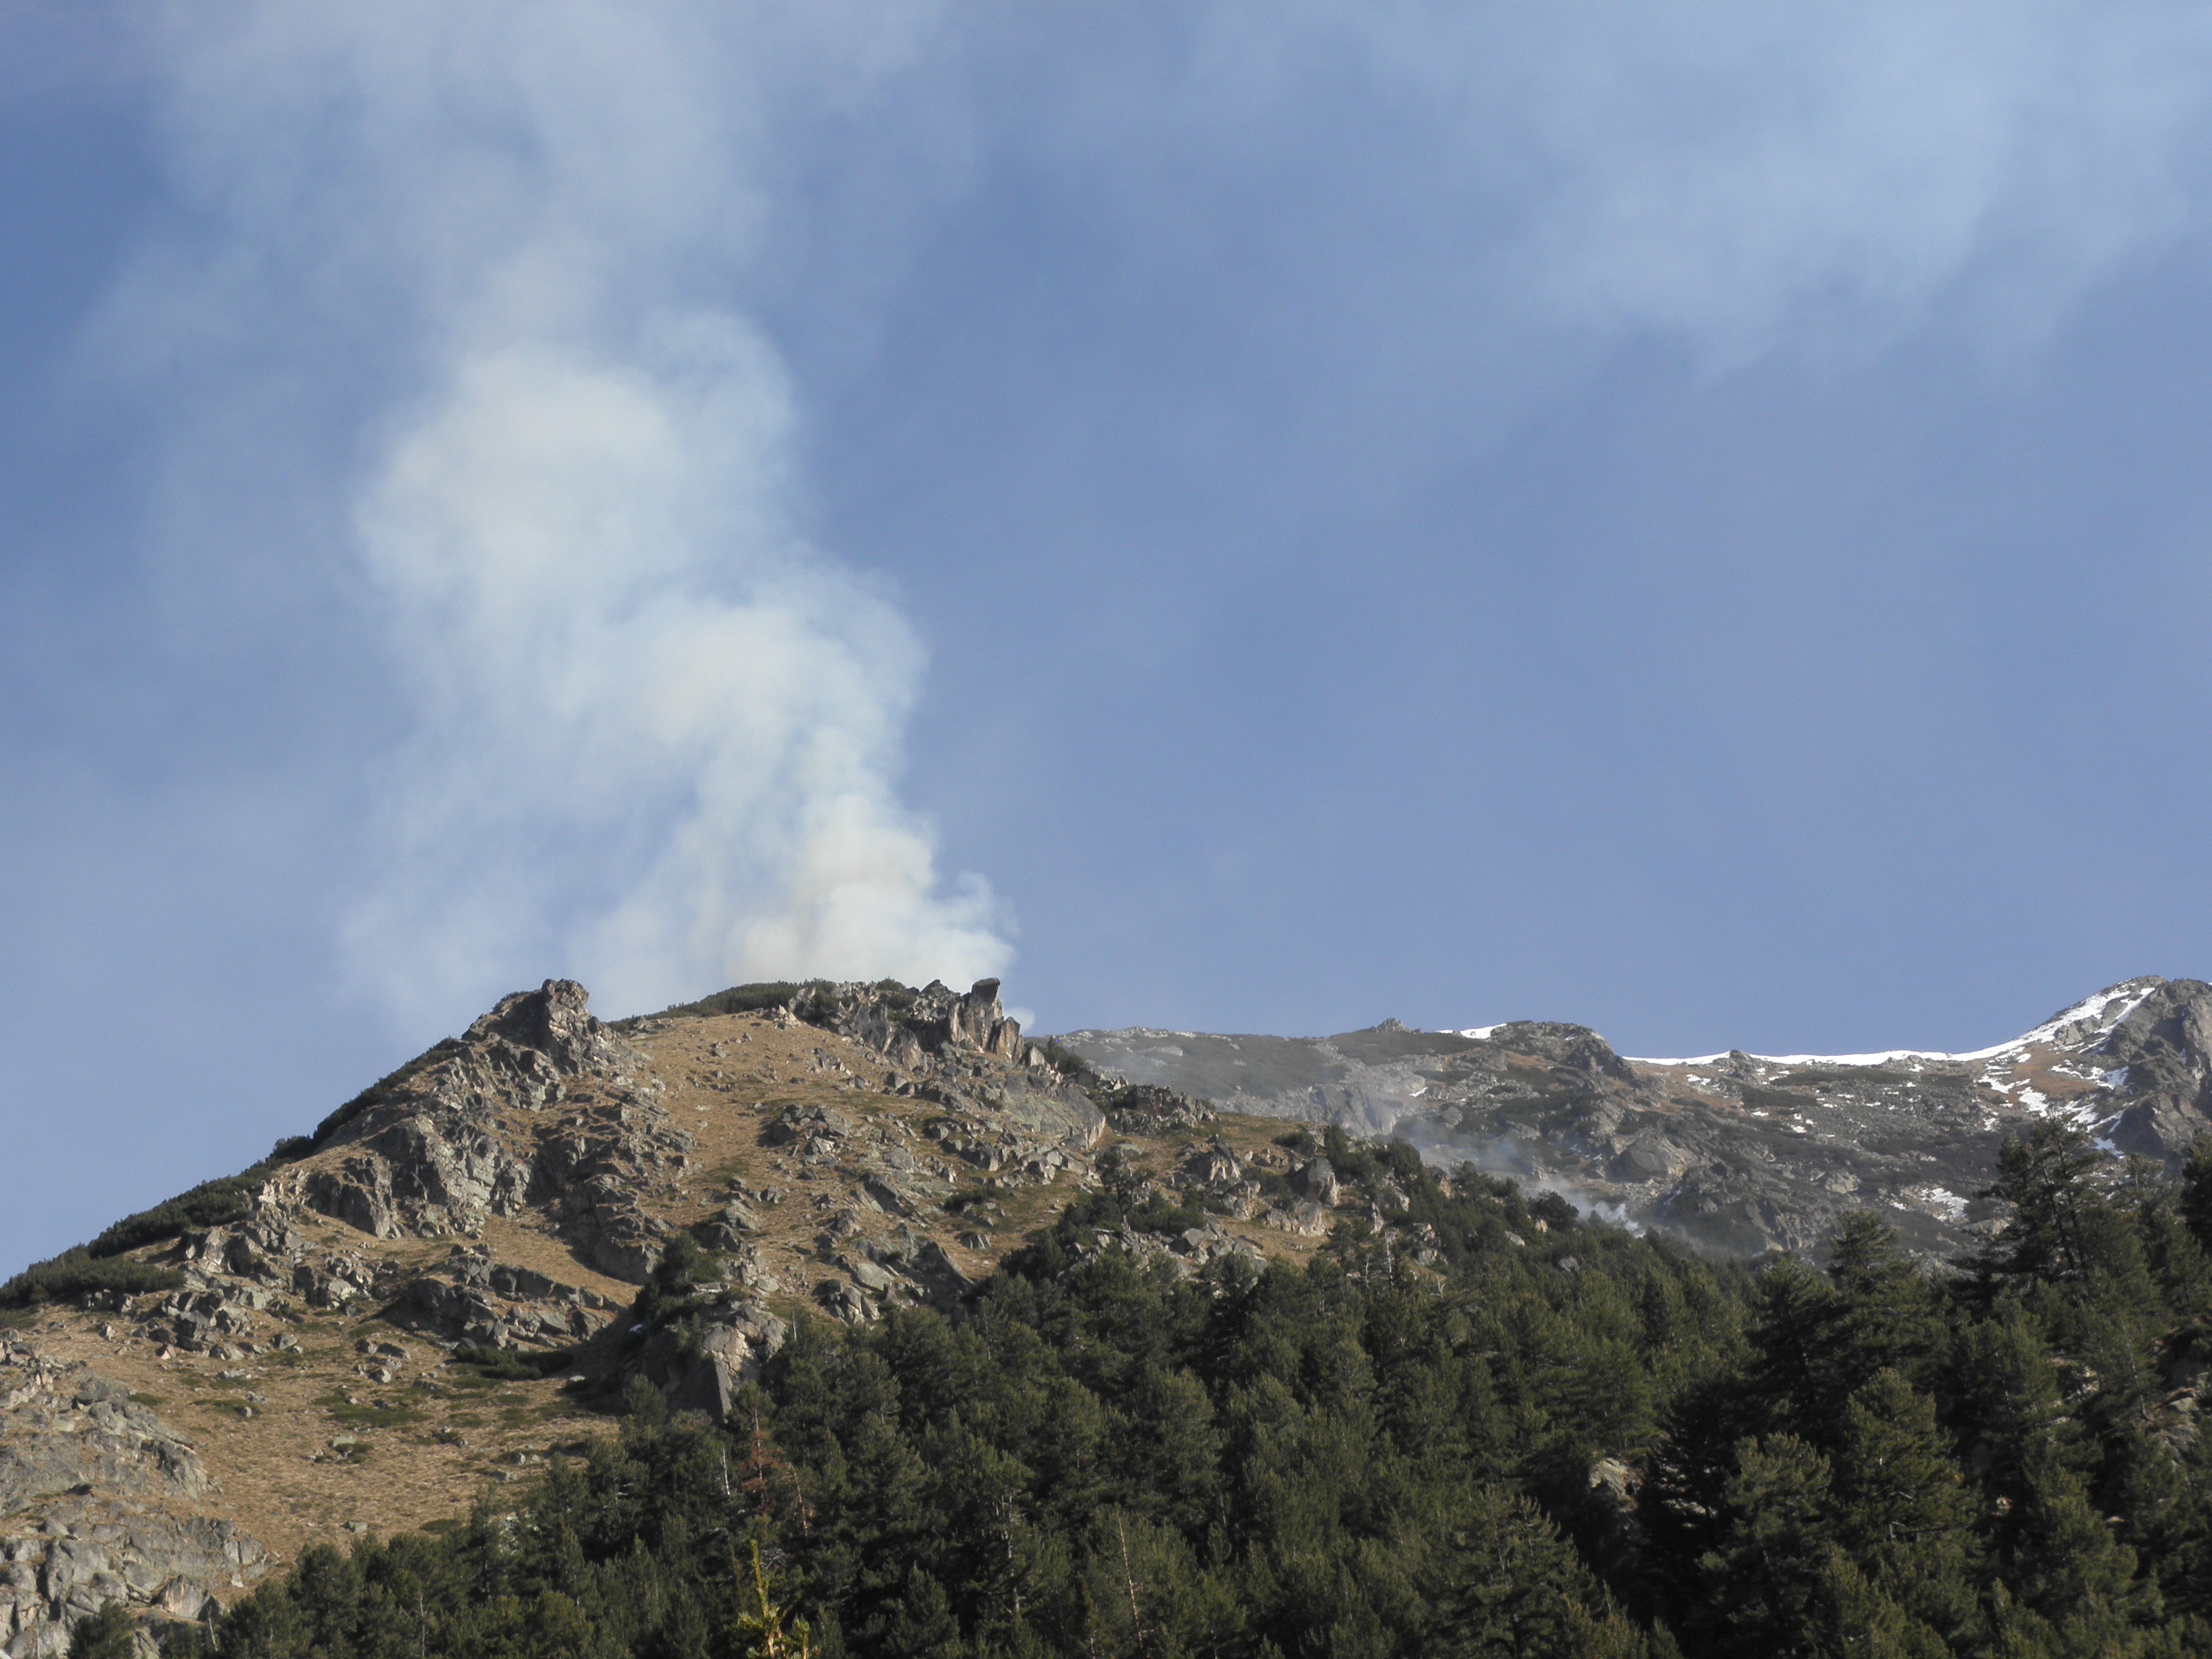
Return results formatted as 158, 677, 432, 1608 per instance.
1057, 974, 2212, 1256
0, 975, 1393, 1656
5, 969, 2210, 1656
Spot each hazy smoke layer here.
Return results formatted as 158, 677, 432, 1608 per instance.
145, 4, 1007, 1024
128, 1, 2212, 1032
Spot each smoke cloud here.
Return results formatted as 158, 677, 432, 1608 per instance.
140, 3, 1007, 1025
115, 0, 2212, 1036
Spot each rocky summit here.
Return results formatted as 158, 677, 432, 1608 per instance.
1061, 975, 2212, 1256
0, 976, 1402, 1656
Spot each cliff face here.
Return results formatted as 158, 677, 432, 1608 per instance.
1061, 977, 2212, 1256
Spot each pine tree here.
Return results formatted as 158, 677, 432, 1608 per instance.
1697, 1433, 1838, 1654
2179, 1135, 2212, 1255
1828, 1370, 1981, 1649
1821, 1216, 1943, 1400
1977, 1121, 2125, 1288
1742, 1258, 1840, 1438
66, 1605, 135, 1659
731, 1540, 816, 1659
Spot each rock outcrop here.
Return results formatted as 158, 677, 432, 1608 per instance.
388, 1248, 620, 1351
270, 981, 691, 1283
0, 1337, 264, 1657
632, 1301, 791, 1421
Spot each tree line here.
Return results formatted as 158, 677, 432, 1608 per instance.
109, 1123, 2212, 1658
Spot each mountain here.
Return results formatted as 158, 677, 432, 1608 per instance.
0, 976, 1400, 1656
1059, 976, 2212, 1256
5, 972, 2211, 1656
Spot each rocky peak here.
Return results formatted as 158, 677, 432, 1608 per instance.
2097, 978, 2212, 1155
1056, 976, 2212, 1258
0, 971, 1388, 1657
786, 977, 1034, 1069
263, 979, 677, 1269
461, 979, 620, 1077
1479, 1021, 1637, 1084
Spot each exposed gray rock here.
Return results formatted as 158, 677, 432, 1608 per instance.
798, 978, 1034, 1069
1178, 1141, 1242, 1187
2096, 980, 2212, 1157
1059, 978, 2212, 1259
1290, 1158, 1342, 1206
265, 982, 690, 1282
0, 1338, 264, 1657
634, 1302, 790, 1421
385, 1247, 618, 1351
1099, 1084, 1216, 1135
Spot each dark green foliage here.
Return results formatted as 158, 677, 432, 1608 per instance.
452, 1344, 576, 1381
652, 981, 822, 1021
634, 1232, 727, 1330
194, 1125, 2212, 1657
8, 1034, 469, 1307
1033, 1039, 1099, 1079
67, 1602, 135, 1659
1, 1154, 307, 1306
84, 1166, 276, 1258
1529, 1190, 1580, 1231
0, 1250, 185, 1308
2181, 1135, 2212, 1255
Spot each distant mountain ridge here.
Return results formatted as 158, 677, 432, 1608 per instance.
1058, 976, 2212, 1256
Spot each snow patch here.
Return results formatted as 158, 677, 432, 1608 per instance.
1910, 1185, 1968, 1223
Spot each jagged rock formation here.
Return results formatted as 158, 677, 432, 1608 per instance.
276, 980, 685, 1282
792, 977, 1039, 1070
387, 1249, 621, 1352
0, 1337, 264, 1656
1061, 977, 2212, 1256
631, 1301, 791, 1421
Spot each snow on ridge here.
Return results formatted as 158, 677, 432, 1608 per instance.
1950, 977, 2163, 1062
1627, 1047, 1954, 1068
1623, 977, 2165, 1071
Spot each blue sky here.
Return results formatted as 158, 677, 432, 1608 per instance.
6, 3, 2212, 1270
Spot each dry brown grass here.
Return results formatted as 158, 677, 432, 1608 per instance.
29, 1008, 1326, 1586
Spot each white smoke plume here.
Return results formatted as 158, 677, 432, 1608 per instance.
118, 0, 2212, 1036
141, 3, 1007, 1025
346, 327, 1008, 1020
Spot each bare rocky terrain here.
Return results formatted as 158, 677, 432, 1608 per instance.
0, 977, 1369, 1656
1062, 976, 2212, 1256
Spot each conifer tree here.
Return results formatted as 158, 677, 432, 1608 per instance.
1697, 1433, 1839, 1652
1821, 1216, 1943, 1399
65, 1604, 135, 1659
731, 1541, 816, 1659
1828, 1370, 1982, 1649
2180, 1134, 2212, 1254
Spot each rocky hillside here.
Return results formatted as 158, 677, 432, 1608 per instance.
0, 977, 1408, 1658
1060, 976, 2212, 1257
10, 969, 2207, 1656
